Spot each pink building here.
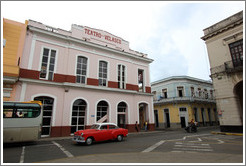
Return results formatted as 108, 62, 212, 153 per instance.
15, 20, 154, 137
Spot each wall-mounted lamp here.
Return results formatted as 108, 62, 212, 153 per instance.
64, 87, 69, 92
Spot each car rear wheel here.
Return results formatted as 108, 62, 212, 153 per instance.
117, 135, 123, 142
86, 137, 93, 145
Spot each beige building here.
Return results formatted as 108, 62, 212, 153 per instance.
201, 11, 243, 133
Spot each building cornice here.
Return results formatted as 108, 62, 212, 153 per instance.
201, 11, 243, 41
3, 76, 18, 84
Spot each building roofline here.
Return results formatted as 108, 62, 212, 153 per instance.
151, 75, 212, 86
27, 24, 154, 63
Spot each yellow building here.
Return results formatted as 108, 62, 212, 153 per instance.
152, 76, 218, 129
3, 18, 27, 101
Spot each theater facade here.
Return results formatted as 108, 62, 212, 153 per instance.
15, 20, 154, 137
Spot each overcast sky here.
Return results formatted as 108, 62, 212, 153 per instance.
2, 1, 244, 82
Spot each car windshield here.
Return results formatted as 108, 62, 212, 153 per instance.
90, 124, 100, 129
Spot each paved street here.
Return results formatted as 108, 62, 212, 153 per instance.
3, 127, 243, 163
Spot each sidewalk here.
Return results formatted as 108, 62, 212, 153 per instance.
211, 131, 243, 136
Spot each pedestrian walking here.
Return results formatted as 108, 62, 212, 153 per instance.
135, 121, 139, 132
144, 121, 148, 131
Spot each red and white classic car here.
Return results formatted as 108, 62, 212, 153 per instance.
73, 123, 128, 145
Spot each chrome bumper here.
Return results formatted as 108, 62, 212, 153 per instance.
72, 136, 85, 143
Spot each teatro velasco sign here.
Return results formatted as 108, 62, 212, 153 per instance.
71, 24, 142, 56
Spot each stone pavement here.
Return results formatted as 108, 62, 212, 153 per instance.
37, 127, 243, 164
39, 151, 243, 163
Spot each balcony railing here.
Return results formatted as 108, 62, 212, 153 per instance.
153, 95, 216, 105
210, 59, 243, 77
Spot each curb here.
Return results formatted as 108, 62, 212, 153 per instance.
211, 131, 243, 136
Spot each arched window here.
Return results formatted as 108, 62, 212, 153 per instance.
71, 99, 87, 133
97, 101, 108, 122
118, 102, 126, 112
34, 96, 54, 136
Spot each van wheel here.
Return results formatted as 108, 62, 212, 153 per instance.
117, 135, 123, 142
86, 137, 93, 145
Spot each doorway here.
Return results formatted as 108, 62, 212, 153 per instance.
71, 99, 87, 134
139, 103, 148, 130
179, 107, 188, 128
180, 117, 186, 128
154, 110, 159, 128
34, 96, 54, 137
164, 109, 170, 128
117, 114, 125, 128
117, 102, 127, 128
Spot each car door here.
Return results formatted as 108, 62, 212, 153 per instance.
108, 124, 118, 139
97, 124, 110, 141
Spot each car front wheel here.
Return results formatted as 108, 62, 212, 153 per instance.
117, 135, 123, 142
85, 137, 93, 145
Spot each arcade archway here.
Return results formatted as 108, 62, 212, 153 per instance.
234, 81, 243, 124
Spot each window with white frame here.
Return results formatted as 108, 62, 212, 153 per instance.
210, 90, 214, 99
177, 86, 184, 97
76, 56, 87, 84
204, 89, 208, 99
40, 48, 56, 80
191, 87, 195, 97
197, 88, 202, 97
99, 61, 107, 86
118, 64, 126, 89
152, 91, 157, 100
162, 89, 168, 98
138, 69, 144, 92
179, 107, 187, 112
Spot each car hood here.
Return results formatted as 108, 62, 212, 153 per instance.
74, 129, 98, 135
